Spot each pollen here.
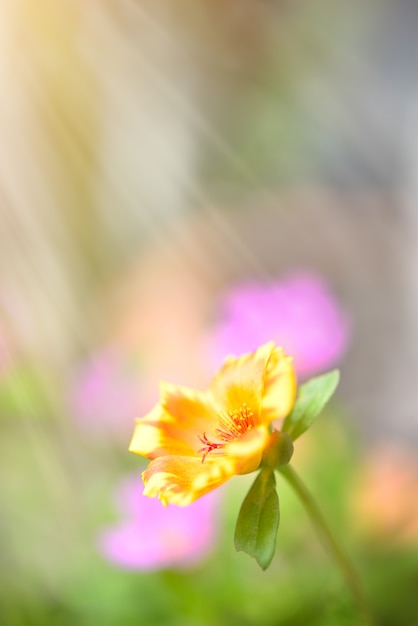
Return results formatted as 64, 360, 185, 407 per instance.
198, 404, 255, 462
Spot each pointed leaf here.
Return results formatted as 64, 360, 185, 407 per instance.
234, 468, 280, 570
283, 369, 340, 441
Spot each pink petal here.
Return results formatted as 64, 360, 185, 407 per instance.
98, 475, 220, 570
207, 272, 350, 379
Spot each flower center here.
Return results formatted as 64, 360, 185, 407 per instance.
198, 404, 255, 462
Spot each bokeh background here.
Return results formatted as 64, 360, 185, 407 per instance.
1, 1, 418, 625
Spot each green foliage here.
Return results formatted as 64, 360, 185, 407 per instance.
283, 370, 340, 441
234, 469, 280, 570
0, 365, 49, 417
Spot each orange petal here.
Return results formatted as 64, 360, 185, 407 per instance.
129, 406, 196, 459
142, 424, 268, 506
160, 382, 218, 433
143, 455, 237, 506
209, 342, 275, 425
129, 384, 219, 460
227, 425, 269, 475
261, 347, 297, 424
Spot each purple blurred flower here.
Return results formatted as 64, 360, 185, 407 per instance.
70, 350, 144, 436
207, 272, 349, 379
98, 475, 220, 570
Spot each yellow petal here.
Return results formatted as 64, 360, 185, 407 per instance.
142, 425, 269, 506
143, 455, 237, 506
160, 382, 218, 433
261, 347, 297, 424
129, 406, 196, 459
227, 425, 269, 475
129, 384, 219, 459
209, 342, 275, 424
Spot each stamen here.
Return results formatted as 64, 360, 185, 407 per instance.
198, 404, 255, 462
198, 432, 226, 463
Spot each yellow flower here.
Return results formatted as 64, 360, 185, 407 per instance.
129, 342, 297, 506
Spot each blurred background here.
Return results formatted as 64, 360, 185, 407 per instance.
1, 1, 418, 624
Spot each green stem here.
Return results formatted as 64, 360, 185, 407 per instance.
278, 465, 375, 626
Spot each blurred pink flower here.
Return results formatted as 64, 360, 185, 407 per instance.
70, 350, 146, 437
207, 272, 349, 378
98, 475, 220, 570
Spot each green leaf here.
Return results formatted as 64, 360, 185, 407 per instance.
234, 468, 280, 570
283, 369, 340, 441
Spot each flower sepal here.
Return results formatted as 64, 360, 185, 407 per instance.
261, 430, 294, 469
234, 468, 280, 570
